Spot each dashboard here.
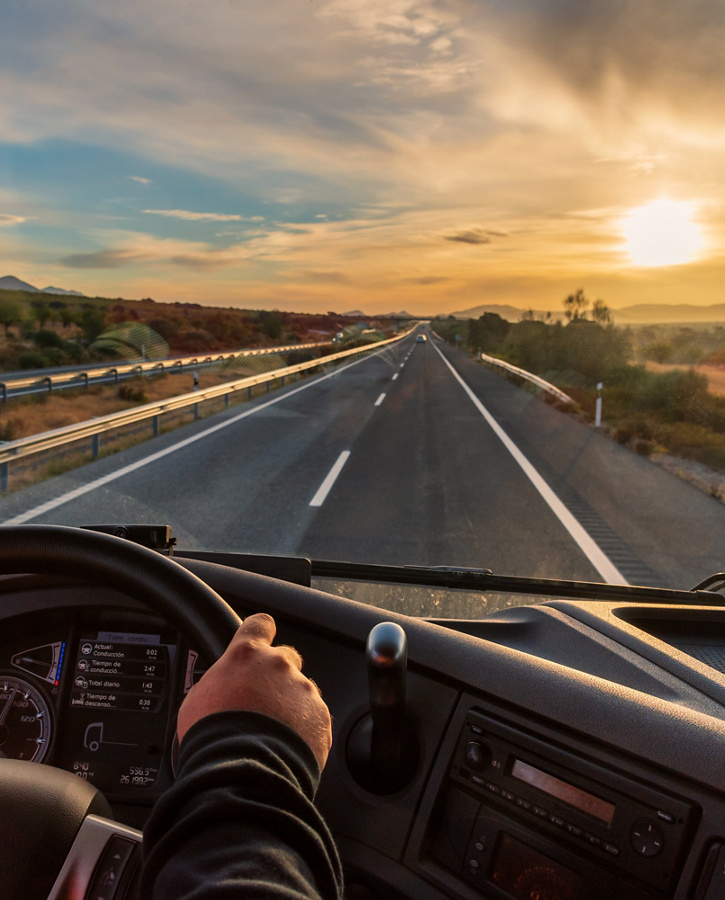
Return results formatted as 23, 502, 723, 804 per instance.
4, 557, 725, 900
0, 605, 195, 804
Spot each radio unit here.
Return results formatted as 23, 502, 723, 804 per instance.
445, 711, 695, 896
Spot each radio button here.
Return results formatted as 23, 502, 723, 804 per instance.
603, 843, 620, 857
516, 798, 531, 811
485, 782, 500, 795
549, 814, 565, 828
566, 824, 583, 837
533, 806, 548, 818
585, 832, 602, 847
501, 790, 515, 802
631, 820, 664, 858
657, 810, 675, 824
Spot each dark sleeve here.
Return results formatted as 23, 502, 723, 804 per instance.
140, 711, 344, 900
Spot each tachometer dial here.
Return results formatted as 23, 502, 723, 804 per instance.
0, 674, 52, 762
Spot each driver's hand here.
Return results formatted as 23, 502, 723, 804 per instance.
177, 613, 332, 772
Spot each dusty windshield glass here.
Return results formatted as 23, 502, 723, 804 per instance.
1, 1, 725, 598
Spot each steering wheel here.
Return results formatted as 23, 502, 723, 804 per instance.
0, 524, 242, 900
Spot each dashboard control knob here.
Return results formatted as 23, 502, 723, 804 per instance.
464, 741, 489, 769
630, 820, 665, 857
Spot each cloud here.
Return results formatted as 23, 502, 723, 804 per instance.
0, 214, 26, 226
61, 249, 146, 269
129, 175, 151, 185
143, 209, 244, 222
444, 229, 493, 245
299, 270, 351, 284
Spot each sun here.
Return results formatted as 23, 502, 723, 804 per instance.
622, 198, 704, 267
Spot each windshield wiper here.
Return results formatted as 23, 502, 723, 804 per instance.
311, 560, 725, 606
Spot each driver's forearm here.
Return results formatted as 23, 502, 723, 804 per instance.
140, 711, 343, 900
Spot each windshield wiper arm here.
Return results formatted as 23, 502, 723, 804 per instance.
311, 560, 725, 606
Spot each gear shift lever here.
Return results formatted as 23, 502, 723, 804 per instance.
367, 622, 407, 775
347, 622, 418, 794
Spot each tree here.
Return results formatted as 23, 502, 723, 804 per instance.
31, 301, 52, 328
80, 308, 106, 342
0, 296, 25, 338
563, 289, 589, 322
591, 299, 612, 325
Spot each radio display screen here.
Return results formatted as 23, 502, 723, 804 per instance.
511, 759, 615, 826
490, 833, 580, 900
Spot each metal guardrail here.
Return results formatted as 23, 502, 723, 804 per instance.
0, 331, 410, 493
429, 330, 573, 405
478, 352, 574, 405
0, 341, 331, 401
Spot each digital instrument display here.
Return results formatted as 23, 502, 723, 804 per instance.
62, 630, 176, 792
511, 759, 615, 826
490, 832, 580, 900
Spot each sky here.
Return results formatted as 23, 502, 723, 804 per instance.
1, 0, 725, 316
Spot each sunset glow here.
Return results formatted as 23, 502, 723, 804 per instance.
0, 1, 724, 315
623, 200, 704, 268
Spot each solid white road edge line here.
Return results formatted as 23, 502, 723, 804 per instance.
432, 342, 628, 585
309, 451, 351, 507
1, 346, 395, 526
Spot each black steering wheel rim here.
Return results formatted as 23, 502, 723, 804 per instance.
0, 524, 243, 900
0, 524, 242, 660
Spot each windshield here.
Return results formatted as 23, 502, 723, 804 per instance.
1, 0, 724, 603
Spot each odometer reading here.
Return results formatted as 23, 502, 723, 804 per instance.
0, 674, 52, 762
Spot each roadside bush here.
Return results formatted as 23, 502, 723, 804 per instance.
18, 351, 46, 369
34, 329, 65, 349
118, 382, 147, 403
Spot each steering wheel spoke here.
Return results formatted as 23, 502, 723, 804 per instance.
48, 815, 142, 900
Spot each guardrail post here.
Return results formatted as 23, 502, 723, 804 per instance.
0, 383, 6, 403
194, 403, 199, 421
248, 386, 252, 400
81, 372, 89, 388
224, 395, 229, 409
266, 381, 270, 393
111, 368, 119, 384
92, 434, 100, 458
0, 462, 7, 494
153, 415, 159, 437
44, 376, 52, 393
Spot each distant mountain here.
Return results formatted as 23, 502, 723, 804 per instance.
0, 275, 85, 297
0, 275, 40, 292
449, 304, 562, 322
611, 304, 725, 325
342, 309, 367, 317
41, 286, 86, 296
449, 301, 725, 326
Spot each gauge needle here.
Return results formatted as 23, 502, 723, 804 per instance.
0, 686, 18, 726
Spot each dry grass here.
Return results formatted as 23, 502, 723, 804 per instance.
0, 367, 277, 440
645, 361, 725, 398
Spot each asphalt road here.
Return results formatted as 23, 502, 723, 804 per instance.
2, 331, 724, 589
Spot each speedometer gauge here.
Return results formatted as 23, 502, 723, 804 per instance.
0, 674, 52, 762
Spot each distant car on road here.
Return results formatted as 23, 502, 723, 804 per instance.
416, 334, 427, 342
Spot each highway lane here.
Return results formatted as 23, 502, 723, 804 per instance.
1, 330, 725, 587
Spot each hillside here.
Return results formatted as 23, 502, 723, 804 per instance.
449, 300, 725, 326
